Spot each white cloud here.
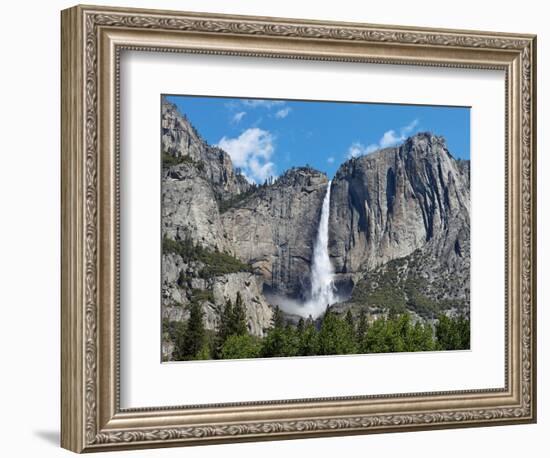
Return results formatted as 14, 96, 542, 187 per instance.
248, 157, 276, 183
274, 107, 291, 119
232, 111, 246, 123
347, 142, 372, 159
241, 99, 285, 109
346, 119, 420, 159
327, 156, 335, 164
227, 99, 293, 124
403, 119, 420, 134
216, 128, 276, 183
379, 130, 401, 148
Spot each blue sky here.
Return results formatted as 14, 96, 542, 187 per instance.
165, 94, 470, 184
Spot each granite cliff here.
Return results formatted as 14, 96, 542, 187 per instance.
221, 167, 328, 298
330, 133, 470, 273
329, 133, 470, 319
161, 98, 272, 359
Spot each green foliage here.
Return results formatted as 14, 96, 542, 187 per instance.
198, 251, 251, 278
356, 309, 368, 344
261, 325, 300, 358
231, 292, 249, 336
409, 321, 437, 352
296, 317, 305, 334
167, 303, 469, 361
345, 310, 355, 334
214, 293, 249, 358
349, 252, 460, 319
404, 278, 439, 318
272, 306, 285, 328
351, 260, 407, 315
213, 301, 469, 360
363, 316, 399, 353
179, 301, 206, 360
195, 344, 212, 360
162, 235, 251, 278
162, 152, 205, 171
298, 321, 319, 356
218, 186, 258, 213
216, 299, 234, 355
162, 236, 186, 256
164, 316, 211, 362
435, 314, 470, 350
177, 270, 189, 287
163, 319, 187, 360
260, 305, 300, 358
317, 308, 357, 355
361, 314, 437, 354
259, 327, 286, 357
220, 334, 262, 359
191, 288, 214, 303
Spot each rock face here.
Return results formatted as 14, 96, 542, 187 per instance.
330, 133, 470, 273
162, 268, 272, 337
162, 97, 249, 200
211, 273, 273, 336
329, 133, 470, 317
221, 167, 329, 298
162, 163, 229, 251
160, 97, 272, 341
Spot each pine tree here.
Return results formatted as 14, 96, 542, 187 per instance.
220, 334, 261, 359
457, 316, 471, 349
167, 320, 187, 361
296, 317, 305, 335
436, 315, 470, 350
261, 323, 300, 358
436, 314, 457, 350
412, 321, 436, 352
364, 317, 389, 353
283, 323, 300, 357
318, 309, 357, 355
231, 292, 248, 336
298, 321, 319, 356
272, 306, 285, 329
181, 301, 205, 359
396, 314, 414, 352
215, 298, 233, 357
356, 309, 368, 351
345, 310, 355, 334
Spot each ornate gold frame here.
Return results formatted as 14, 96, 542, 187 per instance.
61, 4, 537, 453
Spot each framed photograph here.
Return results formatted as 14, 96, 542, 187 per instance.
61, 4, 537, 453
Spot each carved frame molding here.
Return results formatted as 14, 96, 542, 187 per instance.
61, 4, 536, 452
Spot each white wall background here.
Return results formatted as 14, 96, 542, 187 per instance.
0, 0, 546, 456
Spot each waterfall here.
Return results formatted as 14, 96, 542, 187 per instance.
266, 181, 337, 319
308, 180, 336, 314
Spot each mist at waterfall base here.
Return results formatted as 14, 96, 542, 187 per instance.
268, 181, 340, 320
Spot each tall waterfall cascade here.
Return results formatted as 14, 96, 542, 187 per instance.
308, 180, 336, 314
267, 181, 338, 319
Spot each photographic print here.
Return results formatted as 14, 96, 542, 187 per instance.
161, 95, 471, 362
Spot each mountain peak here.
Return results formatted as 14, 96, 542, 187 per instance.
330, 129, 469, 274
275, 166, 328, 189
402, 131, 448, 152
